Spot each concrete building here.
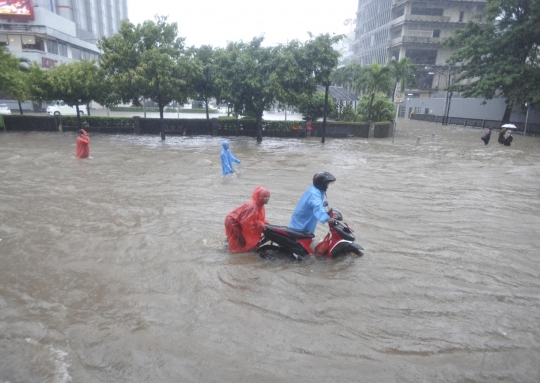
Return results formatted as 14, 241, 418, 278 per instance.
0, 0, 128, 69
353, 0, 487, 95
335, 17, 356, 67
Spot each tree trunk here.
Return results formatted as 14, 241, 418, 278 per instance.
159, 103, 165, 140
501, 101, 513, 124
391, 83, 397, 103
86, 102, 91, 116
256, 110, 263, 143
322, 83, 329, 144
367, 93, 375, 122
18, 100, 23, 115
205, 97, 210, 132
76, 105, 82, 130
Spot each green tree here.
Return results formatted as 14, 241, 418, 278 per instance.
44, 60, 99, 129
386, 57, 417, 102
192, 45, 219, 123
215, 37, 308, 143
331, 62, 362, 94
92, 69, 122, 115
356, 93, 395, 123
99, 16, 201, 139
304, 33, 343, 143
25, 62, 50, 108
356, 63, 393, 122
444, 0, 540, 123
297, 91, 335, 122
0, 48, 30, 115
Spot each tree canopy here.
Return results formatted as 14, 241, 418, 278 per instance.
99, 16, 201, 139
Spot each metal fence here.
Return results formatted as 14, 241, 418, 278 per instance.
411, 114, 540, 134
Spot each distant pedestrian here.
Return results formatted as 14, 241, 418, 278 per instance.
498, 127, 507, 144
75, 129, 90, 159
220, 140, 241, 177
503, 130, 513, 146
481, 128, 492, 145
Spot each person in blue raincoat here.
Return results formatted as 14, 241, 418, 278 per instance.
289, 172, 337, 233
220, 140, 241, 177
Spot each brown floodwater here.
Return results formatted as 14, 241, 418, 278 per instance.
1, 119, 539, 383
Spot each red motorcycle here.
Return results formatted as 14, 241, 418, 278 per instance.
256, 207, 364, 261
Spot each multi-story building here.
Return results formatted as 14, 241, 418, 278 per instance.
0, 0, 128, 69
353, 0, 487, 96
336, 18, 357, 68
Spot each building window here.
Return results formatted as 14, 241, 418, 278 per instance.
459, 11, 465, 22
22, 35, 45, 51
406, 49, 437, 65
7, 35, 22, 52
0, 34, 7, 47
59, 43, 68, 57
72, 47, 81, 60
433, 30, 441, 38
46, 40, 58, 55
411, 7, 444, 17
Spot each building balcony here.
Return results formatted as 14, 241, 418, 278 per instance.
390, 14, 451, 27
389, 36, 442, 47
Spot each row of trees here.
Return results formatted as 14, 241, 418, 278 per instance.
5, 0, 531, 138
1, 16, 342, 142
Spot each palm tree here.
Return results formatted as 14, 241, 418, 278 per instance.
387, 57, 417, 102
331, 62, 362, 94
356, 63, 393, 121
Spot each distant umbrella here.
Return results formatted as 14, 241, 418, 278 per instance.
501, 123, 517, 130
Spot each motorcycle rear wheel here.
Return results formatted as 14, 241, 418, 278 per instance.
257, 244, 308, 261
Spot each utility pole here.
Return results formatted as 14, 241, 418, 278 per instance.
442, 68, 451, 125
524, 101, 531, 136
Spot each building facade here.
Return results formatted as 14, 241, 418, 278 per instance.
353, 0, 487, 96
0, 0, 128, 69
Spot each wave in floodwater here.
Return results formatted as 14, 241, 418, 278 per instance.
1, 121, 540, 383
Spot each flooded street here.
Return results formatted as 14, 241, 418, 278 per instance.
1, 119, 539, 383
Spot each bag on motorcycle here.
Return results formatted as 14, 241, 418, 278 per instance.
315, 233, 330, 256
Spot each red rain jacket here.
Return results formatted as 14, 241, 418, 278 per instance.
76, 130, 90, 159
225, 186, 270, 253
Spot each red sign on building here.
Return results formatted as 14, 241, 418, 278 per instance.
42, 57, 58, 68
0, 0, 35, 20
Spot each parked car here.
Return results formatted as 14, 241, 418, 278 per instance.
46, 101, 87, 116
0, 103, 11, 115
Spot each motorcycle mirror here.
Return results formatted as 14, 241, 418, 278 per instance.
323, 201, 328, 207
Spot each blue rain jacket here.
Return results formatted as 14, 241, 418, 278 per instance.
289, 185, 330, 233
220, 141, 241, 177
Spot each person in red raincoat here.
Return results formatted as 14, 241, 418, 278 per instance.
225, 186, 270, 253
76, 129, 90, 158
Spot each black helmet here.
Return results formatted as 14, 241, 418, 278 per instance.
313, 171, 336, 191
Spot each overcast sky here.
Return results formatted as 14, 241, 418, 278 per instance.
127, 0, 357, 48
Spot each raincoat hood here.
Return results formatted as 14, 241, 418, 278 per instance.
78, 129, 87, 136
224, 186, 270, 252
220, 141, 240, 177
252, 186, 270, 205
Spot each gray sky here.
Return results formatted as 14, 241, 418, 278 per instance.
127, 0, 357, 48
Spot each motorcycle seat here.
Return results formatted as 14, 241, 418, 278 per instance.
265, 225, 315, 239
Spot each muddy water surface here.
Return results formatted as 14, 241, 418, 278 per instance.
1, 120, 539, 382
